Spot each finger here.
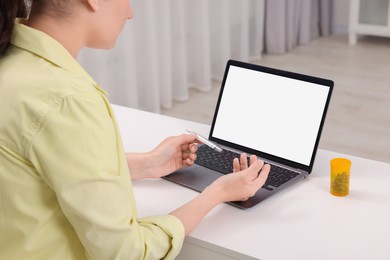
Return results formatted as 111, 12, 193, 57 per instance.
233, 158, 240, 172
240, 153, 248, 170
256, 159, 265, 172
187, 152, 197, 161
180, 133, 199, 145
185, 158, 195, 166
180, 135, 199, 153
254, 163, 271, 187
182, 148, 197, 161
183, 150, 197, 165
189, 143, 198, 153
180, 144, 193, 154
245, 159, 262, 180
249, 155, 259, 165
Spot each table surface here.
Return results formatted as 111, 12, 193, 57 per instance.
113, 104, 390, 260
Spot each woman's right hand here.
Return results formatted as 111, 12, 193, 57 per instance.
206, 153, 270, 203
170, 153, 270, 236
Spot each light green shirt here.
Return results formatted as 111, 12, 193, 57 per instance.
0, 24, 184, 259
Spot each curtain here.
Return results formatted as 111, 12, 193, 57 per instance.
78, 0, 333, 113
77, 0, 265, 113
264, 0, 333, 54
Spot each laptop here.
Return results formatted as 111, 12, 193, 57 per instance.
164, 60, 333, 209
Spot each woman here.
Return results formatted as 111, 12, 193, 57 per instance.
0, 0, 270, 259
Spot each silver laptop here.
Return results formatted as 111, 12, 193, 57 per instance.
164, 60, 333, 209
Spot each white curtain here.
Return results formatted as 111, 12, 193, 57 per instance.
78, 0, 265, 113
264, 0, 333, 54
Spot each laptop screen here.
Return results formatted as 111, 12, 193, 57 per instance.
210, 61, 333, 168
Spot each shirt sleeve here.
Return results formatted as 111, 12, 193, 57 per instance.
27, 94, 185, 260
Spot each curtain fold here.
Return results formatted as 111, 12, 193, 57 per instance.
264, 0, 333, 54
78, 0, 332, 113
78, 0, 265, 113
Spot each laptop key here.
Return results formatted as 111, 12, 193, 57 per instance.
196, 145, 300, 189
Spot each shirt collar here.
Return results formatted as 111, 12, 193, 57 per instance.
10, 23, 108, 96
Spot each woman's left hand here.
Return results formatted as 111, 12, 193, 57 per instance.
126, 134, 198, 179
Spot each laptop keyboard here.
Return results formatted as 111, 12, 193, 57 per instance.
195, 145, 300, 191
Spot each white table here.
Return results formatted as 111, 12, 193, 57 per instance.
113, 104, 390, 260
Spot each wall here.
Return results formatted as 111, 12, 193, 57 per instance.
332, 0, 350, 34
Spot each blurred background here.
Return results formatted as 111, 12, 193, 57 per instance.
78, 0, 390, 163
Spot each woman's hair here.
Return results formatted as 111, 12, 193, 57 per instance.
0, 0, 28, 56
0, 0, 82, 56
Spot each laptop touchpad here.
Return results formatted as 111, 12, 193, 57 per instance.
164, 165, 223, 192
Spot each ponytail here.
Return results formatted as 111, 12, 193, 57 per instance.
0, 0, 29, 56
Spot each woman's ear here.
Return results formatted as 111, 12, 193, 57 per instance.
85, 0, 99, 12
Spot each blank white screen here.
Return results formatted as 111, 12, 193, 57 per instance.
212, 66, 330, 166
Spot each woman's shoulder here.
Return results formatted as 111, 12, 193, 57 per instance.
2, 45, 102, 100
0, 47, 109, 157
